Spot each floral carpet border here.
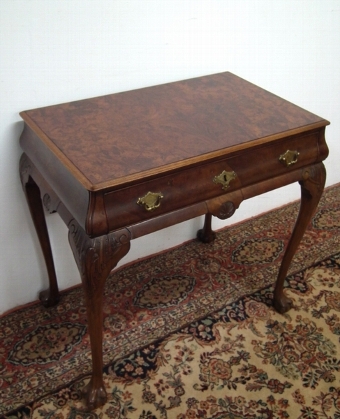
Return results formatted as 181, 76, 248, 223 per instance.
0, 184, 339, 414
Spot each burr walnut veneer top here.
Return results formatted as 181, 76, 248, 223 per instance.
20, 72, 328, 191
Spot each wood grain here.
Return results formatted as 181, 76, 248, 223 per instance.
20, 72, 329, 190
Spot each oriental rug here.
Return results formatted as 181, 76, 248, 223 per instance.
1, 184, 340, 418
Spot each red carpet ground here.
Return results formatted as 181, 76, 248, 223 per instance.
1, 184, 340, 418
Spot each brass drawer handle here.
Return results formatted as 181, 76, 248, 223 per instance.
213, 170, 237, 190
137, 191, 164, 211
279, 150, 300, 167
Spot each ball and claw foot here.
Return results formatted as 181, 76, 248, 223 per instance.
197, 228, 216, 244
273, 292, 293, 314
83, 379, 107, 410
39, 289, 60, 308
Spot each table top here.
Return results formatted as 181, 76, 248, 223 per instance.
20, 72, 329, 192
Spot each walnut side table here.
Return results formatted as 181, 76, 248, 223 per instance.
19, 72, 329, 409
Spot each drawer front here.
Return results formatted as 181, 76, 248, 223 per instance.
229, 131, 320, 188
104, 131, 320, 231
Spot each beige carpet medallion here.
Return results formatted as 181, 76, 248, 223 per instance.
1, 184, 340, 418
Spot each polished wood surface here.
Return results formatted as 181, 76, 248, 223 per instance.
20, 73, 326, 190
19, 72, 329, 409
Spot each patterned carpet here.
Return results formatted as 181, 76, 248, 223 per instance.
1, 184, 340, 418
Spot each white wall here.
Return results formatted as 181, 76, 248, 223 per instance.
1, 0, 339, 315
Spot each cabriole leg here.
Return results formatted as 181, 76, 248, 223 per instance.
19, 154, 60, 307
197, 199, 240, 244
274, 163, 326, 313
68, 219, 131, 410
197, 213, 216, 243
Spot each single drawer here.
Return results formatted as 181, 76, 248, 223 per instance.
227, 130, 320, 188
104, 131, 321, 231
104, 157, 240, 230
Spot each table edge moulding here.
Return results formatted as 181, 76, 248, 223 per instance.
18, 72, 330, 409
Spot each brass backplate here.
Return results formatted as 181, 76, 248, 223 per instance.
213, 170, 237, 190
137, 191, 164, 211
279, 150, 300, 167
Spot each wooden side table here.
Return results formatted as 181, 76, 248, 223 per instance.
19, 72, 329, 409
